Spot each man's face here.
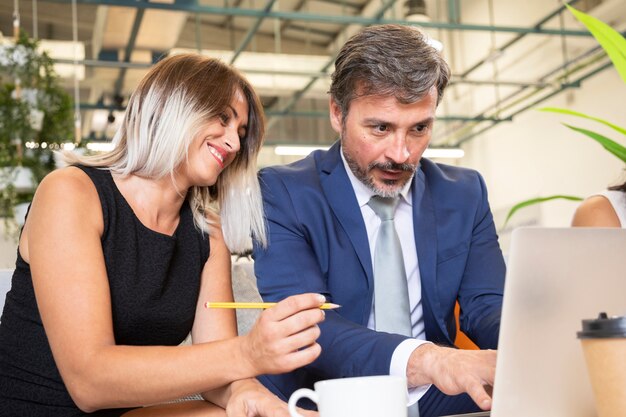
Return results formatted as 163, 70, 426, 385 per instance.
330, 88, 438, 197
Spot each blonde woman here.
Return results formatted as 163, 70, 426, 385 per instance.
0, 54, 323, 416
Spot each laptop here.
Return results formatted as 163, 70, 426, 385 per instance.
444, 227, 626, 417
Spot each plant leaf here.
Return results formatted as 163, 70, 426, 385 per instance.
504, 195, 583, 227
566, 4, 626, 84
539, 107, 626, 137
562, 123, 626, 163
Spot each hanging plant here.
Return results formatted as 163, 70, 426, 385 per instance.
0, 30, 74, 235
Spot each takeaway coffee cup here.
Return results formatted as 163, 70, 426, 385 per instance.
577, 312, 626, 417
288, 375, 408, 417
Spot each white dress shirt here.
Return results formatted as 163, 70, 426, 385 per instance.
341, 149, 431, 404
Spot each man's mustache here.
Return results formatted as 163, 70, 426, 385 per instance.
369, 162, 416, 172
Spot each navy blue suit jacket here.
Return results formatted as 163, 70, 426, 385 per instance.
253, 142, 505, 401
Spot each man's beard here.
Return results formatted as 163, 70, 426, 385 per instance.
343, 146, 417, 198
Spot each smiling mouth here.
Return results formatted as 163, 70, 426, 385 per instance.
208, 144, 225, 167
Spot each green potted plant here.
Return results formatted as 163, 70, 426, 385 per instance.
0, 31, 73, 236
505, 4, 626, 226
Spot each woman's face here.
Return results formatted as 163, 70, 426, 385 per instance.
184, 89, 249, 188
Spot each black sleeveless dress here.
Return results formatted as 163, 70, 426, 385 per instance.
0, 166, 209, 416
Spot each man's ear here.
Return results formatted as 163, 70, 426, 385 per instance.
328, 97, 343, 134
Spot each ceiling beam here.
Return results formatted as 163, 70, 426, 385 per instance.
267, 0, 400, 127
452, 60, 613, 147
77, 102, 512, 123
460, 0, 581, 78
54, 57, 552, 89
44, 0, 595, 37
447, 38, 618, 148
112, 4, 145, 97
230, 0, 277, 64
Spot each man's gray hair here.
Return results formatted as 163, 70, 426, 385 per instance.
330, 24, 451, 118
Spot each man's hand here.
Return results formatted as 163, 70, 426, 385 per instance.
226, 379, 318, 417
407, 344, 496, 410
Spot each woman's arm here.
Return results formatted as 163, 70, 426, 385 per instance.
190, 213, 238, 407
190, 215, 324, 415
26, 168, 324, 412
571, 195, 621, 227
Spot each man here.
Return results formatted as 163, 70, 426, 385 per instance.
253, 24, 505, 417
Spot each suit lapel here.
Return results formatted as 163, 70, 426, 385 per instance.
319, 143, 374, 287
412, 166, 445, 341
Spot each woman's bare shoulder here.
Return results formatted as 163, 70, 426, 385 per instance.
571, 195, 621, 227
39, 166, 94, 190
29, 166, 103, 231
21, 167, 104, 261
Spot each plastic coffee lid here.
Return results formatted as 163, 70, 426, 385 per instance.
577, 312, 626, 339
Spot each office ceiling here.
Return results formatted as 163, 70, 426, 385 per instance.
1, 0, 625, 161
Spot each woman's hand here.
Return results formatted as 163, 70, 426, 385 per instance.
226, 379, 317, 417
240, 293, 325, 375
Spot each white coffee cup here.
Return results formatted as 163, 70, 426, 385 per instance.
288, 375, 408, 417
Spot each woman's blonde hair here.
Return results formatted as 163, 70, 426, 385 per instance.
63, 53, 266, 253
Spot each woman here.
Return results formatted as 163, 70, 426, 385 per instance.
0, 54, 324, 416
572, 181, 626, 227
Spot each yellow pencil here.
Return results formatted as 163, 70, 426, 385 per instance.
204, 301, 340, 310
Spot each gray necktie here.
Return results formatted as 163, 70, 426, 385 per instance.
368, 196, 412, 336
368, 196, 419, 417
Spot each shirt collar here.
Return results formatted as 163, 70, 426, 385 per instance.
340, 145, 413, 209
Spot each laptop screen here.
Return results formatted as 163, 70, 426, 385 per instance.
490, 227, 626, 417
